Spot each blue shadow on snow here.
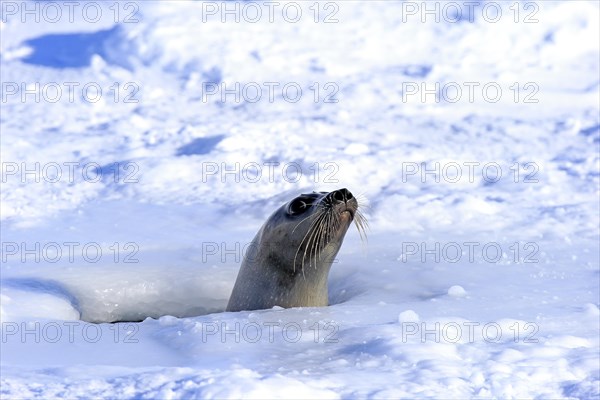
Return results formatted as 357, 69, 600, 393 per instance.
176, 135, 225, 156
22, 26, 118, 68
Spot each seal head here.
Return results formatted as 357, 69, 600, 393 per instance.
226, 188, 364, 312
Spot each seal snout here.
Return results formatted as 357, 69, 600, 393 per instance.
330, 188, 354, 203
328, 188, 357, 219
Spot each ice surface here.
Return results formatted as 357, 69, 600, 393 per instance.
1, 1, 599, 398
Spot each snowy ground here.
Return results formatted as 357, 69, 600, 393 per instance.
1, 0, 599, 398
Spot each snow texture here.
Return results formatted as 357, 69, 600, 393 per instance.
1, 1, 599, 398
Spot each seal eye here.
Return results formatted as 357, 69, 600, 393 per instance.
288, 198, 310, 215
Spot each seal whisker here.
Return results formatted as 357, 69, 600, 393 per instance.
291, 204, 324, 234
308, 215, 322, 270
326, 210, 339, 262
302, 210, 328, 274
323, 210, 333, 248
293, 208, 325, 273
311, 209, 331, 267
355, 193, 370, 209
353, 209, 369, 243
295, 209, 328, 275
313, 209, 331, 269
327, 210, 336, 243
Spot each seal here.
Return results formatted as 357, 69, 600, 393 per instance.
226, 188, 367, 312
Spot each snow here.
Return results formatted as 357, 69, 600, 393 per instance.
447, 285, 467, 298
1, 0, 599, 398
398, 310, 420, 323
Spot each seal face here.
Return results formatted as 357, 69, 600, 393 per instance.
226, 188, 365, 312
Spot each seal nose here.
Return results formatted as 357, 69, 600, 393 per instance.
330, 188, 353, 203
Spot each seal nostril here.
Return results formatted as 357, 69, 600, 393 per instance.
342, 188, 353, 200
332, 190, 344, 202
